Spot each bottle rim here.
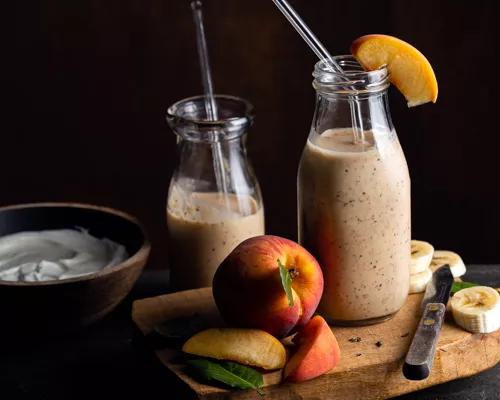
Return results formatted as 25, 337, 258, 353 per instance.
313, 55, 390, 96
166, 94, 254, 140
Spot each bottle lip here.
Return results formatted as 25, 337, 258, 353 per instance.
166, 94, 255, 139
313, 55, 390, 96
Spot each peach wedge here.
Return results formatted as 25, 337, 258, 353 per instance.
284, 316, 341, 382
351, 34, 438, 107
182, 328, 286, 370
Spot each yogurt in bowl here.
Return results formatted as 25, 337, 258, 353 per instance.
0, 228, 128, 282
0, 202, 150, 338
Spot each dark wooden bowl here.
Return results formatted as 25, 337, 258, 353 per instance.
0, 202, 151, 338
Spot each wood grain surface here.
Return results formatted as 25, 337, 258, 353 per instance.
132, 287, 500, 399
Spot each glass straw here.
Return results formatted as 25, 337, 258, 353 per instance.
191, 1, 230, 204
272, 0, 365, 144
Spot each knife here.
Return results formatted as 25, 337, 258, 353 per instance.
403, 264, 455, 380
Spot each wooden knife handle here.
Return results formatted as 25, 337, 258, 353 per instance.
403, 302, 446, 380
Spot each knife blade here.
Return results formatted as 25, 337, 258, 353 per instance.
403, 264, 454, 380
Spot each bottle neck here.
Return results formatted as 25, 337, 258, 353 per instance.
312, 89, 394, 138
311, 55, 394, 139
167, 94, 262, 214
174, 134, 247, 191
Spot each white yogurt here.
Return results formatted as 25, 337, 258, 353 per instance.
0, 229, 128, 282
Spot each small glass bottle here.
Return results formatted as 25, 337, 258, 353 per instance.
298, 56, 411, 326
166, 95, 265, 292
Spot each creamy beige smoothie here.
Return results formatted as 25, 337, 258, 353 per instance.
167, 189, 264, 291
298, 128, 411, 324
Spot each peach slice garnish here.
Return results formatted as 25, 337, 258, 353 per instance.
350, 34, 438, 107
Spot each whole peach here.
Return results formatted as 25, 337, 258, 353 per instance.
212, 235, 324, 338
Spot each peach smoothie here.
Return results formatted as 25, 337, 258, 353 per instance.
298, 128, 411, 324
167, 189, 264, 291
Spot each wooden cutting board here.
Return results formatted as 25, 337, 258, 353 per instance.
131, 287, 500, 400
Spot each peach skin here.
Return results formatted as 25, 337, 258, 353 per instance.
212, 235, 324, 338
284, 315, 341, 382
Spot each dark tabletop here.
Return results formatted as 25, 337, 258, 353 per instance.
2, 265, 500, 400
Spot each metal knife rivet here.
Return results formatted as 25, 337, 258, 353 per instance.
428, 305, 439, 311
424, 319, 435, 325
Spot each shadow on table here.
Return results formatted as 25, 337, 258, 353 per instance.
2, 267, 500, 400
0, 270, 190, 400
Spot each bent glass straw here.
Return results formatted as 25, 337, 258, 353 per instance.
272, 0, 343, 74
272, 0, 365, 143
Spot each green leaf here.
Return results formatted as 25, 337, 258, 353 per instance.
187, 359, 264, 395
278, 258, 294, 307
452, 281, 500, 296
154, 314, 206, 339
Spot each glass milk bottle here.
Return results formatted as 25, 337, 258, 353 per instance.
166, 95, 265, 291
298, 56, 411, 326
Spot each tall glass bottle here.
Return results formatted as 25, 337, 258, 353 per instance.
298, 56, 411, 326
166, 95, 265, 292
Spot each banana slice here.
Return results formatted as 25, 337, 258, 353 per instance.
451, 286, 500, 333
430, 250, 466, 278
410, 240, 434, 275
409, 267, 433, 294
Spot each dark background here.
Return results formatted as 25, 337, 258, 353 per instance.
3, 0, 499, 270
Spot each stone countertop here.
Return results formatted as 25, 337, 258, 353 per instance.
1, 265, 499, 400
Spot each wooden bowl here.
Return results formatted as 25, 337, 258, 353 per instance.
0, 202, 151, 338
